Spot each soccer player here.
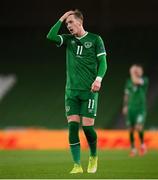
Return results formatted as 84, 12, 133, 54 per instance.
122, 64, 149, 157
47, 10, 107, 173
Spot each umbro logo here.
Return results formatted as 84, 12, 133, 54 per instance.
71, 40, 75, 44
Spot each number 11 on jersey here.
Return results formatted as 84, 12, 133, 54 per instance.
76, 45, 83, 55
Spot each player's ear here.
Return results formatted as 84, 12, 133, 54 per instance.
77, 18, 83, 26
80, 19, 83, 25
79, 22, 82, 26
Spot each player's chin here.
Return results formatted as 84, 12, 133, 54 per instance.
69, 30, 77, 36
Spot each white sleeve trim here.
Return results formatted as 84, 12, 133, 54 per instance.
96, 76, 102, 82
97, 52, 106, 57
57, 35, 63, 47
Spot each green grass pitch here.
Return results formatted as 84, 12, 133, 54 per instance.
0, 150, 158, 179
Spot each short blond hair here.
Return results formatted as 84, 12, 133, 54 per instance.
73, 9, 84, 22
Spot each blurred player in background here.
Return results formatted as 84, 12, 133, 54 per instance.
47, 10, 107, 173
122, 64, 149, 157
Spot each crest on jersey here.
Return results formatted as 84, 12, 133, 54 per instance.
84, 42, 92, 48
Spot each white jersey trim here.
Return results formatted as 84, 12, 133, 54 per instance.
75, 32, 88, 40
69, 142, 80, 146
97, 52, 106, 57
57, 35, 63, 47
96, 76, 102, 82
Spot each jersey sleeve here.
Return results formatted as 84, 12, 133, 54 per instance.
47, 20, 62, 45
95, 36, 106, 58
47, 20, 71, 47
57, 34, 71, 47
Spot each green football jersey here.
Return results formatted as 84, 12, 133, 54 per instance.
125, 77, 149, 111
58, 32, 106, 90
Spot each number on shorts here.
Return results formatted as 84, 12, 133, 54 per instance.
88, 99, 94, 109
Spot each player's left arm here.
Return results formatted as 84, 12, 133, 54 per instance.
91, 55, 107, 92
91, 36, 107, 92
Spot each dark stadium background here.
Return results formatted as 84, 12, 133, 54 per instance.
0, 0, 158, 129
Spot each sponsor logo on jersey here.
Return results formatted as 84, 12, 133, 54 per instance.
71, 40, 75, 44
84, 42, 92, 48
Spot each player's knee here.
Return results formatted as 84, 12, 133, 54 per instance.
136, 124, 143, 131
82, 117, 95, 126
67, 115, 80, 123
129, 127, 134, 132
68, 121, 80, 144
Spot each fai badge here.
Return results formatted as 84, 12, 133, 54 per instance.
84, 42, 92, 48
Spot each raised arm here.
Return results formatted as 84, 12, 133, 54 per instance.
46, 20, 62, 43
47, 11, 74, 43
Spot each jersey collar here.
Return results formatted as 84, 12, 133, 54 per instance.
75, 32, 88, 40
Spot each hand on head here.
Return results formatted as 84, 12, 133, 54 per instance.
60, 10, 74, 22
